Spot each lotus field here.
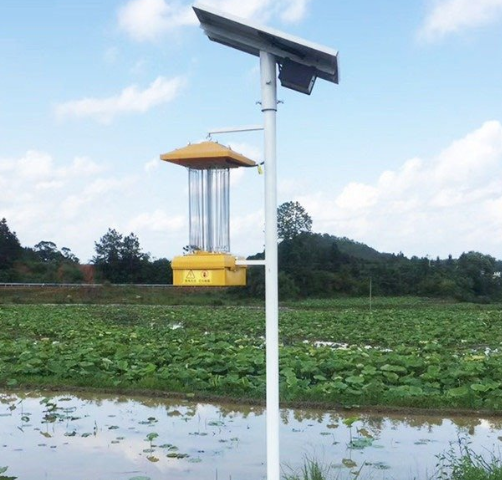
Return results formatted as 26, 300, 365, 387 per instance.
1, 298, 502, 410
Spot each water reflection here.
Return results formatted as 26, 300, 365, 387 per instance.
1, 391, 501, 480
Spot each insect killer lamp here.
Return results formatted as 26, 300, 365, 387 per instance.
160, 141, 256, 286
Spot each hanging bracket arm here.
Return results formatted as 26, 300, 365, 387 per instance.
207, 125, 264, 138
235, 259, 266, 266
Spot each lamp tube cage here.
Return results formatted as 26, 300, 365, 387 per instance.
188, 167, 230, 253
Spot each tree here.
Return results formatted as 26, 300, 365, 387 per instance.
277, 201, 312, 241
93, 229, 125, 282
0, 218, 22, 270
34, 241, 62, 263
94, 229, 122, 263
142, 258, 173, 284
457, 251, 499, 298
93, 229, 150, 283
278, 233, 353, 296
61, 247, 79, 264
121, 233, 149, 283
20, 241, 82, 282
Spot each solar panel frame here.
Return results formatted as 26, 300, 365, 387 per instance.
193, 3, 339, 85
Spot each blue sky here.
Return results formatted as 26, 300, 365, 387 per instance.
1, 0, 502, 262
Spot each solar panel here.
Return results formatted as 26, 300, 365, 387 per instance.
193, 3, 339, 86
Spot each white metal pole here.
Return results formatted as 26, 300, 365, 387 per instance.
207, 125, 264, 136
260, 50, 280, 480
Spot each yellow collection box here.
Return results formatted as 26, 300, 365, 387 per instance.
172, 252, 246, 287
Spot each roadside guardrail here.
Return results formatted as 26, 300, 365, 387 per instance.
0, 283, 175, 288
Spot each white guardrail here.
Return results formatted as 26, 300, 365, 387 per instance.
0, 283, 175, 288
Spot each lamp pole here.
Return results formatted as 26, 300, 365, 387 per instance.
192, 8, 339, 479
260, 50, 280, 480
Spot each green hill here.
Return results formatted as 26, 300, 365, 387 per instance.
331, 235, 391, 262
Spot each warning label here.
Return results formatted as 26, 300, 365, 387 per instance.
182, 269, 212, 285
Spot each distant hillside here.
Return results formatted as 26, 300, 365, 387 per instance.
250, 233, 390, 263
246, 232, 502, 301
331, 235, 391, 262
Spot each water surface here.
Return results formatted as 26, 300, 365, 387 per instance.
1, 392, 501, 480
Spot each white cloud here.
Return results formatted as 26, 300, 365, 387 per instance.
0, 151, 105, 184
55, 76, 185, 124
66, 157, 105, 176
17, 150, 54, 179
232, 209, 265, 255
297, 121, 502, 258
128, 209, 185, 232
278, 178, 306, 197
4, 122, 502, 265
0, 150, 185, 261
419, 0, 502, 41
277, 0, 311, 22
230, 167, 246, 187
118, 0, 195, 41
86, 177, 136, 198
206, 0, 312, 24
60, 176, 138, 220
225, 141, 262, 164
36, 180, 65, 191
335, 182, 378, 210
222, 141, 262, 187
144, 157, 161, 173
117, 0, 312, 42
433, 121, 502, 183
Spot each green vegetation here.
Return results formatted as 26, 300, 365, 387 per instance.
283, 444, 502, 480
0, 466, 16, 480
92, 228, 172, 284
2, 208, 502, 303
270, 234, 502, 302
283, 457, 338, 480
2, 298, 502, 410
0, 284, 254, 306
0, 219, 172, 284
434, 438, 502, 480
244, 201, 502, 303
0, 218, 84, 283
277, 201, 313, 241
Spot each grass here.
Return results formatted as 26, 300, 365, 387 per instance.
0, 284, 258, 306
282, 444, 502, 480
283, 457, 340, 480
435, 438, 502, 480
0, 285, 462, 308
